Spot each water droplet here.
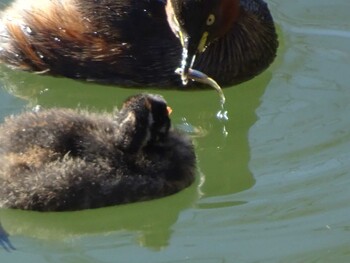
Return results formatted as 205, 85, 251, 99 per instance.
216, 110, 228, 121
32, 105, 41, 112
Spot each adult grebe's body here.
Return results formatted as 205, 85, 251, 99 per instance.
0, 94, 196, 211
0, 0, 278, 88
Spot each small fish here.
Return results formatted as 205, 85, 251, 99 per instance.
175, 67, 226, 104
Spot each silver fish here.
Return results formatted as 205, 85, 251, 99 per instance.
175, 68, 226, 104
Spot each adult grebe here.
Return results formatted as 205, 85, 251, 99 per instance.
0, 0, 278, 88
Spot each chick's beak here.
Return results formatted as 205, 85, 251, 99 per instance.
167, 106, 173, 115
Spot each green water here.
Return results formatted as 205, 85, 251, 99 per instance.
1, 0, 350, 262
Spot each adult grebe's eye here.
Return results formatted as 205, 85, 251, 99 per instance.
206, 14, 215, 26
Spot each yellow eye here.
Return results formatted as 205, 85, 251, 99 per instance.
206, 14, 215, 26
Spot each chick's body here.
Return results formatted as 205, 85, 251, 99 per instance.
0, 94, 196, 211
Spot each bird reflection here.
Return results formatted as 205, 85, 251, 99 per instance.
0, 221, 16, 252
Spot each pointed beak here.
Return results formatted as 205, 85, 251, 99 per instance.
179, 37, 194, 85
165, 0, 212, 85
179, 31, 209, 85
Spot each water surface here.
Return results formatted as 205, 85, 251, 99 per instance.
1, 0, 350, 262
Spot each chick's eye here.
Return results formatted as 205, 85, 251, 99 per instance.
206, 14, 215, 26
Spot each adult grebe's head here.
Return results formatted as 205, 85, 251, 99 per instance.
166, 0, 239, 84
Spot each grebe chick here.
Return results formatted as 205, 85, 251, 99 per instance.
0, 94, 196, 211
0, 0, 278, 87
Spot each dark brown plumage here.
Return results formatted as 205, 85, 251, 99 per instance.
0, 0, 278, 87
0, 94, 196, 211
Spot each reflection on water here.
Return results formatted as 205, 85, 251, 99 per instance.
2, 0, 350, 261
195, 78, 268, 199
0, 222, 15, 252
0, 184, 198, 250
